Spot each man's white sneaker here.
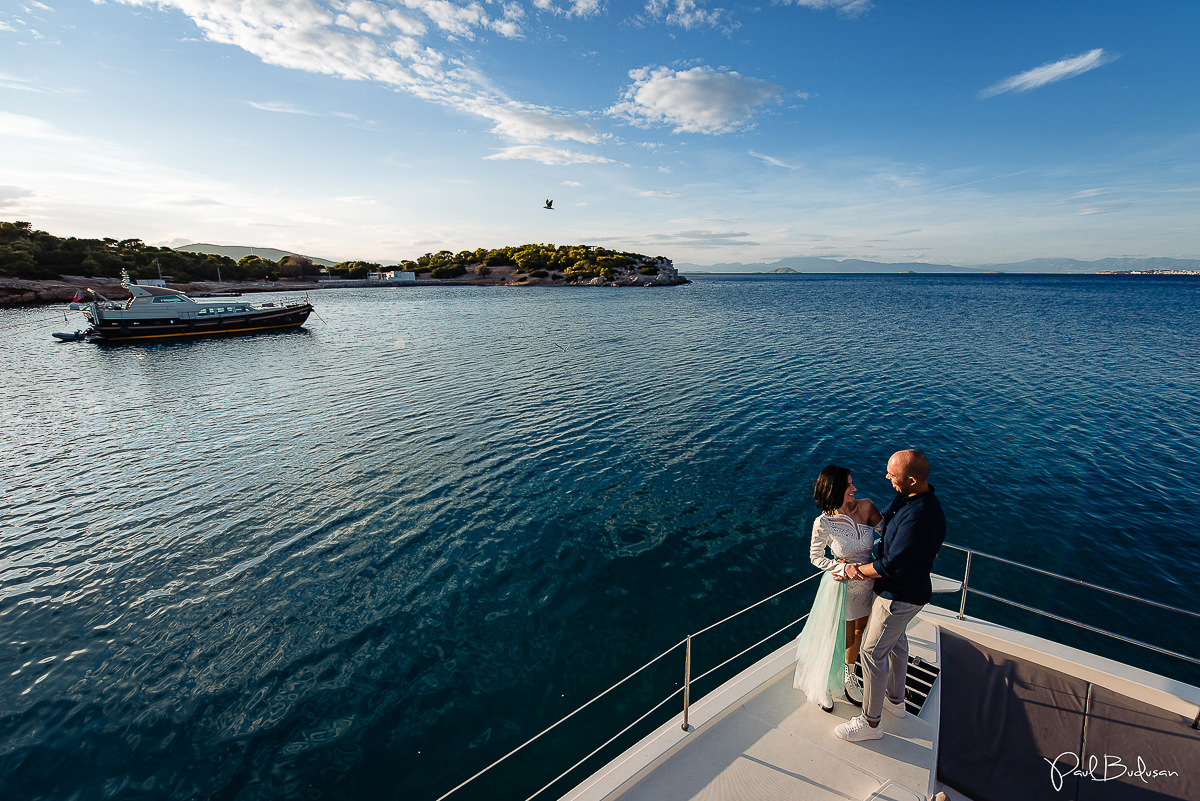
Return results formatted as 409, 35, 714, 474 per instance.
884, 697, 907, 718
843, 663, 863, 706
834, 714, 883, 742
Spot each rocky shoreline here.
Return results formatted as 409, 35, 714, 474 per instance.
1, 261, 688, 308
0, 276, 322, 308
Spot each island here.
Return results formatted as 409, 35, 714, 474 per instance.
322, 244, 687, 288
0, 221, 688, 307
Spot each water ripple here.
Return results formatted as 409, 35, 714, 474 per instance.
1, 276, 1198, 800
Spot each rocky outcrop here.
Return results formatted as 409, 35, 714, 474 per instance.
0, 277, 125, 307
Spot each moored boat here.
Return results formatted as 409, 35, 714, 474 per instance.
79, 278, 313, 343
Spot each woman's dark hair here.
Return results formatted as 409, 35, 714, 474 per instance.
813, 464, 851, 514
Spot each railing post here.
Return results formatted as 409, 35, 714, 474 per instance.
681, 635, 692, 731
957, 551, 973, 620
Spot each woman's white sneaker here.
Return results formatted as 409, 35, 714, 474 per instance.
843, 663, 864, 705
834, 715, 883, 742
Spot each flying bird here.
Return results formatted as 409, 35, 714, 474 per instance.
544, 199, 554, 210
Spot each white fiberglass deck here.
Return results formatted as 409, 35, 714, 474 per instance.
562, 613, 945, 801
560, 600, 1200, 801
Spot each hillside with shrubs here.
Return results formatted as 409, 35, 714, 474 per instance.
1, 222, 685, 299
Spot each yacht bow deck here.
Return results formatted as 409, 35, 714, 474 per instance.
438, 547, 1200, 801
562, 614, 944, 801
560, 600, 1200, 801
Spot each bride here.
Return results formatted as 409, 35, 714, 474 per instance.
793, 464, 881, 709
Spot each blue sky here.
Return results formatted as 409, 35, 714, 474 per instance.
2, 1, 1198, 266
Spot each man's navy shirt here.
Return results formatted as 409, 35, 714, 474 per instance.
871, 486, 946, 605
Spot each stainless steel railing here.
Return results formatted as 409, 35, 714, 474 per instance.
944, 543, 1200, 667
434, 570, 822, 801
436, 542, 1200, 800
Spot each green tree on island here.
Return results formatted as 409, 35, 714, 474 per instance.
1, 221, 238, 282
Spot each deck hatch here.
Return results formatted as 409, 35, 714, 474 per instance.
902, 656, 940, 714
852, 656, 940, 716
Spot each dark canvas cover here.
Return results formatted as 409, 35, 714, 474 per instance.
1076, 684, 1200, 801
937, 629, 1200, 801
937, 629, 1088, 801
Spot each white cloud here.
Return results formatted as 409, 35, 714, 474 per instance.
247, 100, 323, 115
0, 114, 256, 218
980, 48, 1116, 98
0, 111, 82, 142
609, 66, 782, 134
113, 0, 518, 98
0, 185, 35, 209
484, 144, 614, 164
777, 0, 872, 17
162, 196, 226, 206
113, 0, 600, 154
639, 189, 679, 197
639, 228, 757, 247
491, 3, 524, 38
0, 72, 44, 92
472, 102, 600, 144
402, 0, 488, 38
533, 0, 600, 18
749, 149, 800, 170
641, 0, 736, 32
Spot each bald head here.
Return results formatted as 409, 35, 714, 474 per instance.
887, 449, 931, 495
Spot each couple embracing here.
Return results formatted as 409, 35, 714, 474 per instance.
792, 449, 946, 743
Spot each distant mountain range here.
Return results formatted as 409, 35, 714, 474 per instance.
175, 243, 338, 268
680, 256, 1200, 274
172, 244, 1199, 275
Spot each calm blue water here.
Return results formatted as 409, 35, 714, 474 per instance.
2, 274, 1198, 800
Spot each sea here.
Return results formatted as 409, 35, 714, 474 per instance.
2, 273, 1198, 801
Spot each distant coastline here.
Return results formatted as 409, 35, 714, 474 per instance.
677, 256, 1200, 275
0, 224, 689, 307
685, 268, 1200, 276
1096, 269, 1200, 275
6, 264, 1198, 309
0, 259, 689, 308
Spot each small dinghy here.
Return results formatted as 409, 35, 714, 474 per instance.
52, 330, 88, 341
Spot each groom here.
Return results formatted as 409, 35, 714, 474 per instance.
835, 448, 946, 742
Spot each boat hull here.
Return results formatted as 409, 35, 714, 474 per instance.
87, 304, 313, 343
